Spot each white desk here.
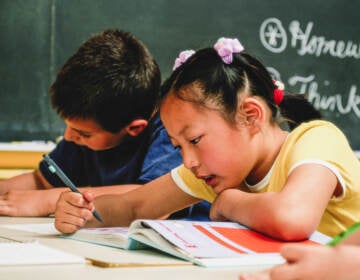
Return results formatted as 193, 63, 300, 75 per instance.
0, 217, 270, 280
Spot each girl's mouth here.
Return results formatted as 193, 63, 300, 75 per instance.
203, 175, 216, 186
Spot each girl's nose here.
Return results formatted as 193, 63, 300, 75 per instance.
182, 151, 199, 170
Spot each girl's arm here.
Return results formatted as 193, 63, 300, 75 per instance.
211, 163, 338, 240
54, 173, 200, 233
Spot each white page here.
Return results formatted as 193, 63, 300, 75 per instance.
0, 242, 85, 266
0, 141, 55, 151
140, 220, 332, 259
65, 227, 130, 248
1, 223, 60, 235
142, 220, 249, 258
194, 254, 285, 267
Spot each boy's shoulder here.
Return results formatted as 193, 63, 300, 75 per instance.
146, 113, 166, 137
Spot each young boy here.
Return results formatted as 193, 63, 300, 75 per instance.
0, 29, 210, 220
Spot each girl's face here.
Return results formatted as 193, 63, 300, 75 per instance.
63, 118, 127, 151
160, 91, 257, 194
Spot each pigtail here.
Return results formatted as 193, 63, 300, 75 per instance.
279, 93, 322, 130
160, 37, 322, 131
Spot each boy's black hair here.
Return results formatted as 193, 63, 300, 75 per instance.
51, 29, 161, 133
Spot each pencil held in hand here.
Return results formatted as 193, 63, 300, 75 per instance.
327, 221, 360, 246
43, 154, 103, 223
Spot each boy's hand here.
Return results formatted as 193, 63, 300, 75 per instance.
54, 191, 95, 234
0, 189, 55, 216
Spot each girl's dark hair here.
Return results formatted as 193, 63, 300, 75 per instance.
160, 47, 321, 130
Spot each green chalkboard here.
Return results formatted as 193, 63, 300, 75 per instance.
1, 0, 359, 149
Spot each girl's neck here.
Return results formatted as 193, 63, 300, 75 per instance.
246, 126, 288, 185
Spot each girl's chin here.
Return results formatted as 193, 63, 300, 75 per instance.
212, 186, 225, 194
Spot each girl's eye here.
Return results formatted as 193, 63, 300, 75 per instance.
190, 137, 201, 145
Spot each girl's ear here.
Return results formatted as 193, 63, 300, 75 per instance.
124, 119, 148, 137
238, 97, 266, 134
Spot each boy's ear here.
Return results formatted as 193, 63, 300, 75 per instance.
125, 119, 148, 137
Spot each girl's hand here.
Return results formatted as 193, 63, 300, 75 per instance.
210, 189, 235, 221
54, 190, 95, 234
240, 243, 360, 280
239, 270, 270, 280
269, 243, 360, 280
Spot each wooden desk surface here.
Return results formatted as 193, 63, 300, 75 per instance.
0, 217, 269, 280
0, 169, 33, 180
0, 142, 55, 169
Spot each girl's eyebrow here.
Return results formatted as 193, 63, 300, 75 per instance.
167, 124, 191, 140
178, 124, 191, 136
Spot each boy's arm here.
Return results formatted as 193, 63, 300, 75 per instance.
0, 169, 60, 216
0, 184, 145, 218
0, 169, 52, 194
0, 170, 160, 217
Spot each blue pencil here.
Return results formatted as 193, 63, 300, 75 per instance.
43, 154, 103, 223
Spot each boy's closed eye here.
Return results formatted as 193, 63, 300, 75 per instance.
78, 132, 92, 138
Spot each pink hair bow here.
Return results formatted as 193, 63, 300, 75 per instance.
172, 49, 196, 70
214, 37, 244, 64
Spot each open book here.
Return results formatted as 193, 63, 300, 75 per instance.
62, 220, 331, 267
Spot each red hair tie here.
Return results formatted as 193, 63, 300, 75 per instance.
273, 80, 284, 105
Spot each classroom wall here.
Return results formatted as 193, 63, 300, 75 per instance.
1, 0, 359, 149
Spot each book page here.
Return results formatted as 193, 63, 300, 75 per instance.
139, 220, 331, 259
0, 242, 85, 266
62, 227, 130, 249
2, 223, 60, 235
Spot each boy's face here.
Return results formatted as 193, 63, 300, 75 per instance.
63, 118, 127, 151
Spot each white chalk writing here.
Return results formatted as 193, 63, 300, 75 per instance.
289, 21, 360, 59
259, 18, 287, 53
261, 18, 359, 119
260, 17, 360, 59
288, 75, 360, 117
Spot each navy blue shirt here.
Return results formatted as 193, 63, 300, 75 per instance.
39, 115, 210, 220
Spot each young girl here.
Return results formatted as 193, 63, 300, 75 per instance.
54, 37, 360, 241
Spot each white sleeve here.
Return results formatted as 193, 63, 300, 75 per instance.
170, 167, 200, 198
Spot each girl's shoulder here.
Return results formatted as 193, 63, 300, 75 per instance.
290, 120, 345, 143
280, 119, 354, 167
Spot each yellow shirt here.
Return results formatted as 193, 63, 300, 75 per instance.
171, 120, 360, 237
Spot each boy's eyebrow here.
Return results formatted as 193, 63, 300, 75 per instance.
70, 127, 92, 135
